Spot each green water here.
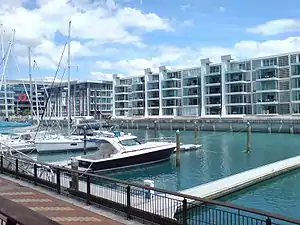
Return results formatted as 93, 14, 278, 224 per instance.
36, 129, 300, 219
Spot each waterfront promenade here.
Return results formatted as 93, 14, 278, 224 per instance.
0, 175, 140, 225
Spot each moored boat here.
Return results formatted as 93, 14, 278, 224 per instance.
76, 132, 176, 172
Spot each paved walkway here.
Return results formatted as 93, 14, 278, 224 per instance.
0, 177, 124, 225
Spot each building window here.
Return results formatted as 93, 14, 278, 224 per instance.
263, 58, 277, 67
209, 66, 220, 74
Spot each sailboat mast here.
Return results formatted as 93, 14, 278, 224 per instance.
0, 24, 4, 106
67, 21, 71, 136
0, 24, 4, 64
28, 47, 33, 122
3, 29, 15, 121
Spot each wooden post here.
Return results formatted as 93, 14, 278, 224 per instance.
176, 130, 180, 167
83, 125, 87, 155
290, 125, 294, 134
70, 158, 79, 191
194, 121, 198, 145
154, 120, 157, 138
246, 122, 251, 153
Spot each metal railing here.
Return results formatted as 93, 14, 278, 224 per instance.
0, 154, 300, 225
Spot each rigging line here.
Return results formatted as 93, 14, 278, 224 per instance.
45, 65, 67, 134
33, 40, 68, 139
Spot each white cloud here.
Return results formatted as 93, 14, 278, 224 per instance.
181, 20, 194, 27
94, 36, 300, 75
0, 0, 172, 69
219, 6, 226, 12
180, 4, 190, 11
90, 71, 115, 80
246, 19, 300, 35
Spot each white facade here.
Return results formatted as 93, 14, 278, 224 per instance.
112, 51, 300, 117
47, 80, 113, 118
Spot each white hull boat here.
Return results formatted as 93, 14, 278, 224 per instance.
0, 133, 36, 153
76, 132, 176, 172
34, 136, 98, 153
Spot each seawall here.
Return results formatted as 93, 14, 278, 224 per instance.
111, 116, 300, 134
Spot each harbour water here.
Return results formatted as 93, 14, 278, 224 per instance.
31, 129, 300, 219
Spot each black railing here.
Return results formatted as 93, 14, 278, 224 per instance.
0, 154, 300, 225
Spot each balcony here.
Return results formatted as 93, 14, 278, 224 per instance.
206, 76, 221, 86
206, 96, 221, 105
165, 71, 181, 80
226, 72, 248, 83
206, 86, 221, 96
292, 65, 300, 77
256, 69, 279, 80
183, 87, 198, 97
148, 92, 159, 99
131, 84, 144, 92
256, 93, 278, 104
162, 80, 180, 89
162, 99, 180, 107
255, 80, 279, 93
148, 83, 159, 90
182, 78, 198, 87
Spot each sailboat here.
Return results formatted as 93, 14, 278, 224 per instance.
34, 21, 98, 153
0, 24, 32, 128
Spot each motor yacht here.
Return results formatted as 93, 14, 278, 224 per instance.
76, 132, 176, 172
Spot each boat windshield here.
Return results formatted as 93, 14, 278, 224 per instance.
118, 138, 141, 146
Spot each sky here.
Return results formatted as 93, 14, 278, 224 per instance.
1, 0, 300, 82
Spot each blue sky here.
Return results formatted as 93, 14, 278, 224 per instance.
1, 0, 300, 81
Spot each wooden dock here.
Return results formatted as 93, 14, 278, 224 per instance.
180, 155, 300, 200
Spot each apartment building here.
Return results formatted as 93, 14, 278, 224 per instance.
47, 80, 113, 118
0, 80, 50, 117
112, 51, 300, 117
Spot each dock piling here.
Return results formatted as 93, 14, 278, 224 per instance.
246, 122, 251, 153
170, 120, 173, 131
70, 158, 79, 191
290, 125, 294, 134
154, 120, 157, 138
194, 121, 198, 145
267, 123, 271, 134
83, 125, 87, 155
176, 130, 180, 167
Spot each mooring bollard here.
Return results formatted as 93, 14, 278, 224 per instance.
70, 158, 79, 191
194, 121, 198, 145
246, 122, 251, 153
176, 130, 180, 167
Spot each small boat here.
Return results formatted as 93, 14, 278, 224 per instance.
34, 127, 112, 153
34, 135, 99, 153
76, 132, 176, 172
0, 133, 36, 153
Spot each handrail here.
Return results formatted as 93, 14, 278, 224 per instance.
0, 195, 59, 225
3, 154, 300, 224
